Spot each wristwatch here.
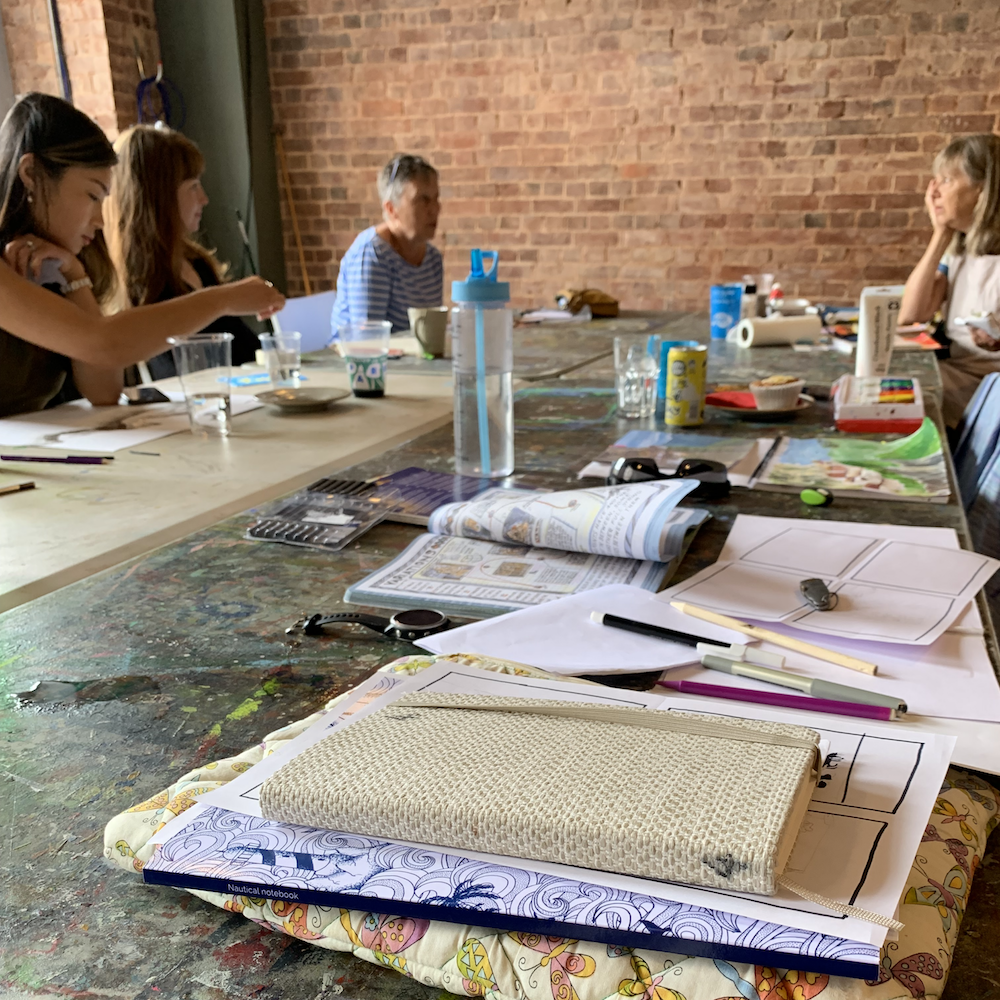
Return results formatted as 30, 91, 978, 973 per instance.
287, 608, 453, 642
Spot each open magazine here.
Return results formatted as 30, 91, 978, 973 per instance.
345, 481, 709, 617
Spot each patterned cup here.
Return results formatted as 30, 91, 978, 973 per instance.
345, 354, 387, 397
335, 321, 391, 398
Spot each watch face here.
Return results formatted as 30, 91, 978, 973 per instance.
391, 608, 448, 630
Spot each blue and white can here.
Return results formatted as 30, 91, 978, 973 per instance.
710, 284, 743, 340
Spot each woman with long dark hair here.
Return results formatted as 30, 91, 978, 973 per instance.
0, 95, 283, 417
106, 124, 260, 378
0, 92, 124, 415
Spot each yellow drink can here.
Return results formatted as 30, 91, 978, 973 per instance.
664, 344, 708, 426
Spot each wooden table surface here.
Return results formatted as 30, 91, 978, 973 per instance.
0, 314, 995, 1000
0, 370, 454, 612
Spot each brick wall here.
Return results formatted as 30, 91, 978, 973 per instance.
0, 0, 159, 136
1, 0, 60, 97
101, 0, 159, 131
262, 0, 1000, 311
58, 0, 117, 135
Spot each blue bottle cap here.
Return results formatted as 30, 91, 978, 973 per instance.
452, 249, 510, 303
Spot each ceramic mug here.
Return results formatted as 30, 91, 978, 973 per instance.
408, 306, 449, 358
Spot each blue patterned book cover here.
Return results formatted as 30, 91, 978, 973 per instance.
144, 806, 879, 979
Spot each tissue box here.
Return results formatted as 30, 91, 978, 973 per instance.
832, 375, 925, 433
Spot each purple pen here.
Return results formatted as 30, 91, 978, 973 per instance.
1, 454, 113, 465
656, 678, 897, 722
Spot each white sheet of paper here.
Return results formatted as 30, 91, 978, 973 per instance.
415, 583, 750, 672
656, 515, 1000, 723
661, 515, 1000, 646
0, 394, 263, 453
198, 662, 955, 948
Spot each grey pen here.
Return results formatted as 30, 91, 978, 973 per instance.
701, 653, 908, 714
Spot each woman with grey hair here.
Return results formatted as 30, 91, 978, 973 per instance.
899, 134, 1000, 425
331, 153, 442, 335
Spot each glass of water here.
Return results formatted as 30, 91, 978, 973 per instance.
614, 335, 658, 419
260, 330, 302, 385
167, 332, 234, 437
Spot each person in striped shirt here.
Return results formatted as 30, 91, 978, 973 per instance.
331, 154, 443, 337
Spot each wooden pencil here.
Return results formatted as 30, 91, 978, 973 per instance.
670, 600, 879, 676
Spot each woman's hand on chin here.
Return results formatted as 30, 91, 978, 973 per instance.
3, 234, 85, 282
971, 326, 1000, 352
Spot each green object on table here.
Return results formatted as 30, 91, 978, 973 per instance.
800, 487, 833, 506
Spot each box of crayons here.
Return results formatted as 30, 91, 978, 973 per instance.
832, 375, 924, 433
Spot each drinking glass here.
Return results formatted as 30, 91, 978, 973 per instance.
335, 321, 392, 397
167, 332, 234, 436
260, 330, 302, 385
614, 335, 658, 419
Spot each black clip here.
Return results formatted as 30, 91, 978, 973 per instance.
800, 578, 838, 612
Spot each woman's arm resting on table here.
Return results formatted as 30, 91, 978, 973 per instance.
0, 262, 284, 367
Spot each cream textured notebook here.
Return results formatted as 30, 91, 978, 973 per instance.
259, 692, 821, 895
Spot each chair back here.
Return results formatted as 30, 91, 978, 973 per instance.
952, 372, 1000, 508
272, 290, 339, 353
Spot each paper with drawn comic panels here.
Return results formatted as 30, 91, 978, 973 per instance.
661, 515, 1000, 646
185, 662, 955, 948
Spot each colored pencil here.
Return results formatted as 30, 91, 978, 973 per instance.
656, 678, 897, 721
0, 454, 113, 465
0, 480, 34, 495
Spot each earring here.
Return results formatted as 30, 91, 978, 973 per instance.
26, 193, 32, 203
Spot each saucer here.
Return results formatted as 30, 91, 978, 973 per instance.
705, 392, 815, 421
255, 387, 351, 412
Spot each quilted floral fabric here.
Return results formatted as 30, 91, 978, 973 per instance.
105, 653, 1000, 1000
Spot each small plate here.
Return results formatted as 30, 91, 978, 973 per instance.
255, 387, 351, 412
706, 392, 815, 421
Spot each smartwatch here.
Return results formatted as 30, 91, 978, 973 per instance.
287, 608, 452, 642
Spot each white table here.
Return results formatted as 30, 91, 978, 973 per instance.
0, 371, 453, 611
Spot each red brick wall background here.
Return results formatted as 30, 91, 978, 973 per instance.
0, 0, 158, 135
263, 0, 1000, 311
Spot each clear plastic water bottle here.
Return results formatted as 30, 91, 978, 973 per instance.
451, 249, 514, 478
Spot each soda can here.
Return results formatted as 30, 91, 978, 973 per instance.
710, 284, 743, 339
664, 344, 708, 427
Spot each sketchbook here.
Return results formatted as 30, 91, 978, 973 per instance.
184, 662, 954, 954
750, 418, 950, 502
143, 803, 879, 980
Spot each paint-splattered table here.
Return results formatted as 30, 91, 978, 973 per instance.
0, 314, 995, 999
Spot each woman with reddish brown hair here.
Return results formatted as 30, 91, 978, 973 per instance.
106, 124, 261, 379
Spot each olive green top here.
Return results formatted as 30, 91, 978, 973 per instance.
0, 328, 73, 418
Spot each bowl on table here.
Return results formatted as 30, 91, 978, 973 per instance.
255, 387, 351, 413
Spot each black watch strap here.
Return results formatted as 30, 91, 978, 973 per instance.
300, 612, 390, 636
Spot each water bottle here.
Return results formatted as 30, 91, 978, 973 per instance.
451, 249, 514, 478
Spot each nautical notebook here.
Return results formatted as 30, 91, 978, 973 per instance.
142, 803, 878, 980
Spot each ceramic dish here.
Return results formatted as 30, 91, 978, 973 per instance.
255, 387, 351, 412
705, 391, 815, 421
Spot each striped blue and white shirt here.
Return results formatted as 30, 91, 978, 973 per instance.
331, 227, 443, 336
